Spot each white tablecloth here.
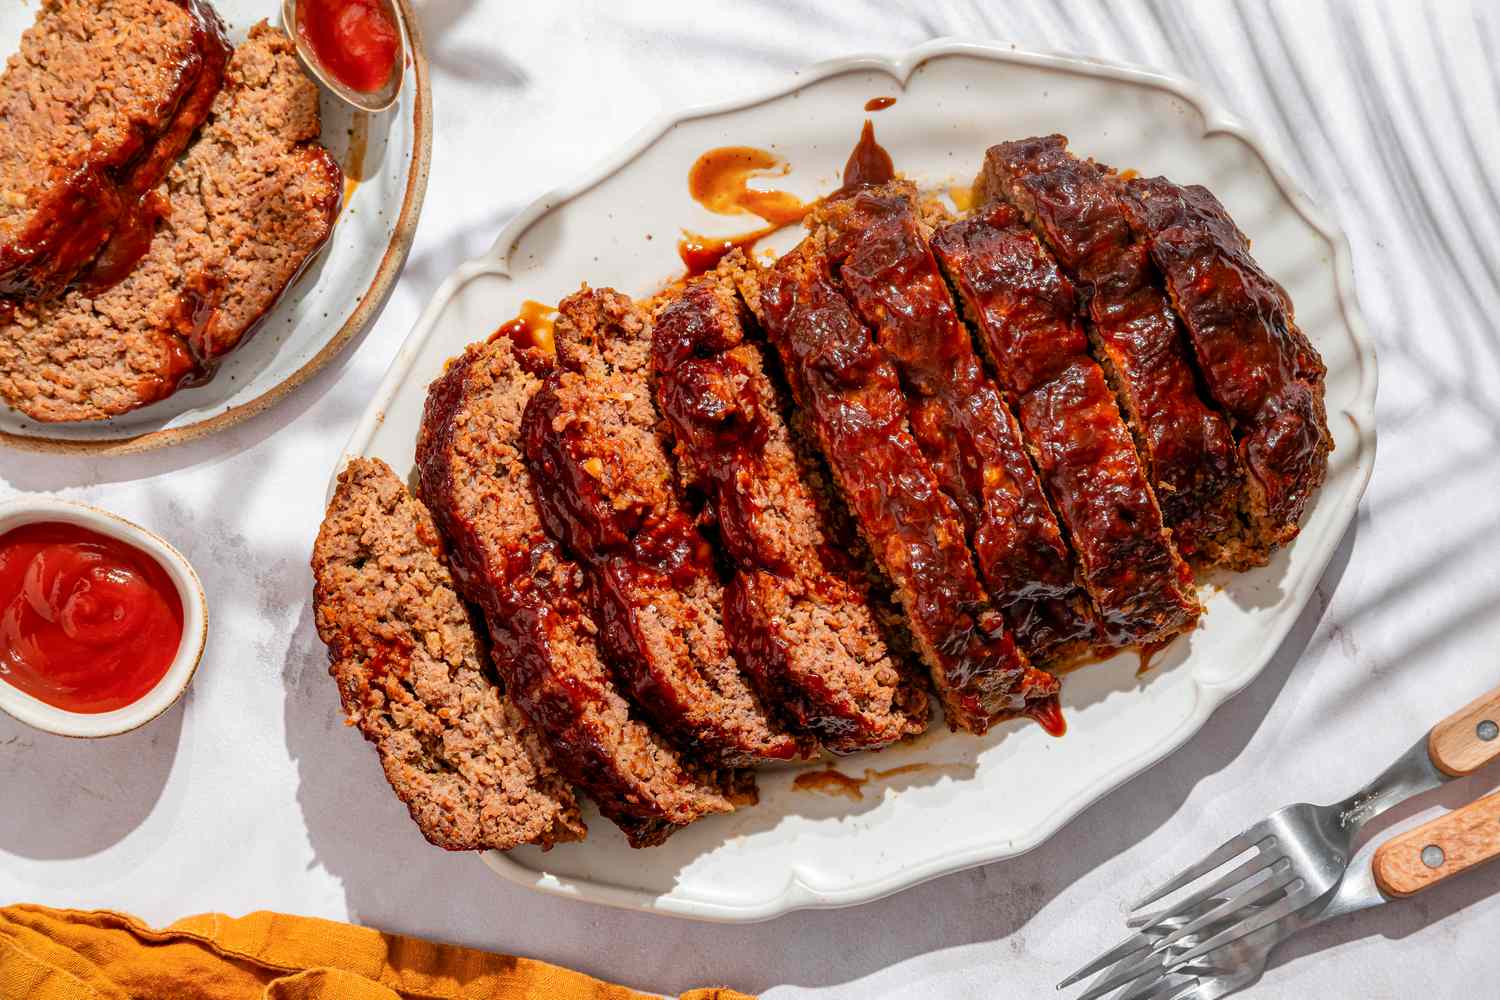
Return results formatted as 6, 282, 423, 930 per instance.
4, 1, 1498, 995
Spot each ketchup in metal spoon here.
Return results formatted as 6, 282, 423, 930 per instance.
296, 0, 399, 94
0, 522, 184, 714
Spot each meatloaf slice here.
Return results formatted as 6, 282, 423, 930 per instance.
312, 457, 586, 852
1122, 176, 1332, 551
0, 23, 341, 423
932, 203, 1202, 649
742, 239, 1059, 734
417, 333, 748, 848
0, 0, 228, 301
812, 181, 1096, 665
650, 266, 930, 753
979, 136, 1245, 568
522, 286, 802, 765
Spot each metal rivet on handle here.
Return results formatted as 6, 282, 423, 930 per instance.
1478, 719, 1498, 742
1422, 845, 1446, 869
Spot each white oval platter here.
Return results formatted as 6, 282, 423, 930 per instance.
340, 40, 1377, 923
0, 0, 431, 454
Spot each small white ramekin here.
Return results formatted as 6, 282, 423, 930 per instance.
0, 497, 208, 738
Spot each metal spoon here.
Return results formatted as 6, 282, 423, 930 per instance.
281, 0, 407, 113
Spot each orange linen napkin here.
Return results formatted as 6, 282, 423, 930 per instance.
0, 905, 754, 1000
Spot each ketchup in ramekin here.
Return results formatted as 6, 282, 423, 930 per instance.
0, 522, 184, 714
296, 0, 399, 93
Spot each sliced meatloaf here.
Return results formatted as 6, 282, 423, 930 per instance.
0, 23, 341, 423
812, 181, 1096, 665
650, 265, 930, 753
741, 238, 1059, 734
932, 202, 1201, 649
979, 137, 1246, 568
0, 0, 229, 301
1122, 176, 1332, 552
312, 457, 586, 852
522, 286, 802, 764
417, 332, 749, 848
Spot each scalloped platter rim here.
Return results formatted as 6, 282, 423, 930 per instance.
339, 40, 1377, 923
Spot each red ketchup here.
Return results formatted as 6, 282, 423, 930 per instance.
296, 0, 399, 94
0, 522, 184, 714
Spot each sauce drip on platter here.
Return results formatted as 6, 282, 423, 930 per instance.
678, 145, 813, 276
864, 96, 897, 112
832, 119, 896, 197
0, 522, 184, 714
677, 122, 898, 276
687, 146, 808, 225
493, 300, 558, 355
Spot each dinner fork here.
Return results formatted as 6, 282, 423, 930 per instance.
1059, 680, 1500, 997
1070, 784, 1500, 999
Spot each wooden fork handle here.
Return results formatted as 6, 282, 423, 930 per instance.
1373, 788, 1500, 897
1428, 683, 1500, 777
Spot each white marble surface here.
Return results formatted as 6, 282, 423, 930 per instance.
2, 1, 1498, 996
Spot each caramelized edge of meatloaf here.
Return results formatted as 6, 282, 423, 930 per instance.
737, 236, 1059, 734
978, 136, 1247, 570
0, 0, 228, 300
523, 285, 803, 764
650, 264, 930, 753
0, 23, 341, 424
1121, 176, 1332, 552
931, 201, 1201, 649
415, 332, 750, 848
312, 456, 586, 852
811, 180, 1097, 665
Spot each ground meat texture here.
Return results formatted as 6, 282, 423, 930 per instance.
979, 136, 1245, 568
813, 182, 1096, 665
312, 457, 586, 852
522, 286, 801, 765
742, 239, 1059, 735
0, 0, 228, 301
416, 333, 749, 847
0, 23, 341, 423
1122, 176, 1332, 552
932, 203, 1201, 648
650, 268, 930, 753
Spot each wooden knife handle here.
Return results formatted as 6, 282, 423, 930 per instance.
1428, 683, 1500, 777
1373, 788, 1500, 897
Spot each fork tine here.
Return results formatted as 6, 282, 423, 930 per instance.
1127, 849, 1276, 934
1072, 871, 1291, 1000
1155, 980, 1206, 1000
1131, 829, 1270, 911
1073, 949, 1176, 1000
1057, 928, 1158, 989
1143, 862, 1297, 958
1161, 889, 1311, 971
1117, 969, 1199, 1000
1142, 978, 1204, 1000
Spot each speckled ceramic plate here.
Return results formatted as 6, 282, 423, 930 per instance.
0, 0, 431, 454
341, 40, 1377, 922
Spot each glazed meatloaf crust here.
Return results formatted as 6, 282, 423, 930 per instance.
0, 0, 229, 301
743, 239, 1059, 734
932, 202, 1202, 649
813, 181, 1096, 665
651, 265, 930, 753
980, 137, 1245, 568
417, 332, 749, 848
1122, 177, 1332, 551
0, 23, 341, 423
522, 287, 802, 764
312, 457, 586, 852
